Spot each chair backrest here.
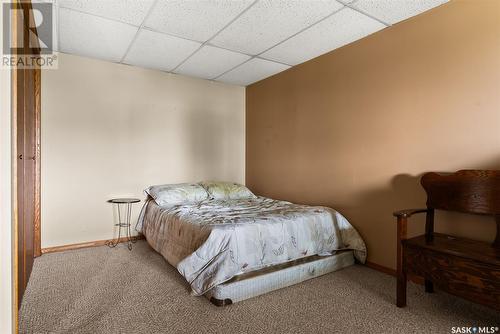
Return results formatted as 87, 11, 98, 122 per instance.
421, 170, 500, 215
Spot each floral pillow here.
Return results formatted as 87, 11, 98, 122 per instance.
199, 181, 256, 200
145, 183, 209, 206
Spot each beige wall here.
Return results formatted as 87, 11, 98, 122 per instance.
42, 53, 245, 248
246, 0, 500, 269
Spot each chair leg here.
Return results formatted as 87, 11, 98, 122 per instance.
425, 279, 434, 293
396, 217, 407, 307
397, 272, 407, 307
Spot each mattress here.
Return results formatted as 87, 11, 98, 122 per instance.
137, 197, 366, 295
205, 250, 355, 305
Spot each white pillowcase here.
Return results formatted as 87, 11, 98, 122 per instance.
145, 183, 209, 206
199, 181, 256, 200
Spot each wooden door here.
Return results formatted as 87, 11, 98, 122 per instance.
16, 67, 38, 304
13, 0, 41, 307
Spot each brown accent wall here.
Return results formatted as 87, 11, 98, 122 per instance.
246, 0, 500, 269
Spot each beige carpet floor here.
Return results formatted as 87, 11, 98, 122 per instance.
20, 240, 499, 334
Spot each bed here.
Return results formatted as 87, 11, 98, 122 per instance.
136, 182, 366, 305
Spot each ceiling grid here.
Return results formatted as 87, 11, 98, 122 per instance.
55, 0, 449, 86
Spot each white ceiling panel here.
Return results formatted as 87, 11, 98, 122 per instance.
352, 0, 448, 25
58, 0, 155, 26
56, 0, 450, 86
59, 8, 138, 62
175, 45, 250, 80
144, 0, 254, 42
261, 8, 385, 66
211, 0, 344, 56
216, 58, 290, 86
123, 29, 201, 72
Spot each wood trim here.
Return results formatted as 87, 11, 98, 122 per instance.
365, 261, 396, 276
11, 0, 20, 330
41, 235, 145, 254
33, 66, 41, 258
365, 261, 424, 285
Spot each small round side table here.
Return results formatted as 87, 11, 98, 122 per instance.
106, 198, 141, 250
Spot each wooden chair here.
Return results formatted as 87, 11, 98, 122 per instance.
394, 170, 500, 310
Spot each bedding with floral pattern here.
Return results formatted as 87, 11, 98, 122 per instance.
137, 196, 366, 295
144, 183, 209, 206
199, 181, 256, 200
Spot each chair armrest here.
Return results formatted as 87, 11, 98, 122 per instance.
393, 208, 429, 218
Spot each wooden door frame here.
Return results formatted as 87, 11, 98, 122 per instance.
11, 0, 42, 331
12, 3, 20, 329
12, 1, 42, 257
33, 62, 41, 258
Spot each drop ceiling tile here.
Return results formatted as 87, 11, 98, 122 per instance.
352, 0, 449, 25
261, 8, 385, 66
59, 8, 138, 62
216, 58, 289, 86
58, 0, 155, 26
211, 0, 344, 55
175, 45, 250, 80
123, 29, 201, 72
144, 0, 254, 42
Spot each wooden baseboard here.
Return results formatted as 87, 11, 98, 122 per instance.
365, 261, 396, 276
365, 261, 424, 285
41, 235, 145, 254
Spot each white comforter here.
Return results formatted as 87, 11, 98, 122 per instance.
137, 197, 366, 295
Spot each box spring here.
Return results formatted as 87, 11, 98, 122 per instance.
205, 250, 354, 306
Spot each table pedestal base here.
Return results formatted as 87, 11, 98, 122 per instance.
106, 202, 138, 250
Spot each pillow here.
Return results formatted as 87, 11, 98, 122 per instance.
145, 183, 209, 206
199, 181, 256, 200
